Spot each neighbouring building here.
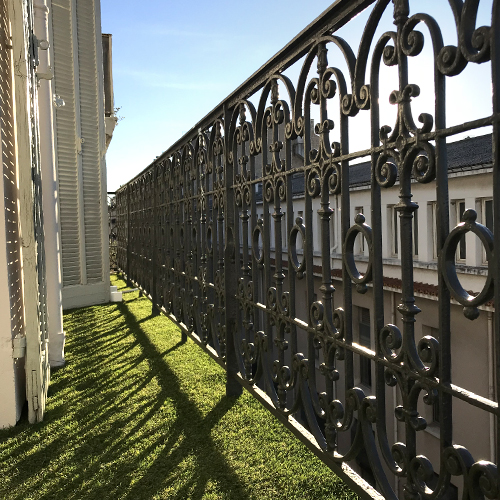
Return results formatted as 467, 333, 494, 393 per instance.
256, 132, 494, 497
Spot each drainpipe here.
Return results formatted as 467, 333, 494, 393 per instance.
34, 0, 65, 366
488, 311, 495, 462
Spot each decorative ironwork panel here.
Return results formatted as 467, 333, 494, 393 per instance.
116, 1, 500, 498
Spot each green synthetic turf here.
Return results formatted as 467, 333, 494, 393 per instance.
0, 275, 358, 500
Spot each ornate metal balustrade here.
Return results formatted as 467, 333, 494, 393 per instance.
115, 1, 500, 497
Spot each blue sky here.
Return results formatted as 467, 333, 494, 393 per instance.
101, 0, 335, 191
101, 1, 493, 192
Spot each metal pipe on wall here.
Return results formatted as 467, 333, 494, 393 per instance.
34, 0, 65, 367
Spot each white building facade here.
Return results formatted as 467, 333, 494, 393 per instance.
0, 0, 113, 428
263, 133, 495, 496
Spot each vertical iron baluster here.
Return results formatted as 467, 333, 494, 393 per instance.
225, 104, 243, 396
491, 0, 500, 470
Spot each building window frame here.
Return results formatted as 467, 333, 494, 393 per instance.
388, 205, 399, 258
354, 206, 365, 255
413, 204, 419, 259
358, 306, 372, 388
481, 197, 493, 264
330, 209, 337, 256
451, 200, 467, 262
428, 201, 438, 261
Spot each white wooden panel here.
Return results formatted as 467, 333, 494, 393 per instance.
52, 0, 81, 286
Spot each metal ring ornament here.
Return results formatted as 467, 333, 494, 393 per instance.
192, 227, 197, 248
384, 368, 398, 387
289, 217, 306, 278
277, 176, 286, 201
343, 213, 373, 293
280, 292, 290, 316
417, 335, 439, 376
237, 277, 245, 299
383, 45, 397, 67
440, 209, 494, 320
410, 455, 435, 495
398, 141, 436, 184
264, 179, 274, 203
469, 461, 499, 499
332, 307, 345, 339
235, 186, 243, 207
244, 185, 251, 205
252, 220, 265, 267
306, 167, 321, 198
245, 281, 253, 301
310, 301, 324, 330
375, 154, 398, 188
179, 227, 184, 248
380, 324, 403, 362
206, 224, 213, 255
328, 162, 341, 194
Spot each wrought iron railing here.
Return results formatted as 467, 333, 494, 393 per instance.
108, 194, 118, 271
115, 1, 500, 497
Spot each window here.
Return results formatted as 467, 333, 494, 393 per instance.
317, 209, 337, 256
483, 198, 493, 232
482, 198, 493, 264
389, 205, 398, 257
358, 307, 371, 387
413, 205, 419, 258
293, 138, 304, 158
354, 206, 364, 254
451, 200, 466, 261
330, 210, 337, 255
316, 211, 322, 252
281, 211, 287, 250
389, 204, 418, 259
428, 201, 438, 260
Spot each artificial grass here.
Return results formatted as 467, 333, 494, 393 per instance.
0, 275, 358, 500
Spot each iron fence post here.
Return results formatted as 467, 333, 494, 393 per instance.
224, 103, 243, 397
152, 162, 160, 316
126, 183, 131, 286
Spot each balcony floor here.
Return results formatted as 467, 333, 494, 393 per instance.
0, 275, 357, 500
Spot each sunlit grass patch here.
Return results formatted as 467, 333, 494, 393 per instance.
0, 275, 358, 500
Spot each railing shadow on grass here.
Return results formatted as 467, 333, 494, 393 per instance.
115, 300, 250, 500
0, 297, 250, 500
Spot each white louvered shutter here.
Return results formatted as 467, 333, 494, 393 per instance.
51, 0, 81, 286
76, 0, 102, 283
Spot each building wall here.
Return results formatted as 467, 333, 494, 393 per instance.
0, 0, 26, 428
0, 0, 112, 427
